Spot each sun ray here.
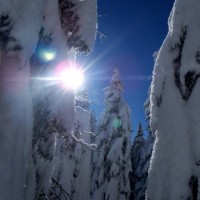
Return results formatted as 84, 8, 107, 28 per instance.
81, 28, 134, 72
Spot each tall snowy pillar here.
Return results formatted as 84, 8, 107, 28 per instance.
0, 55, 33, 200
147, 0, 200, 199
0, 1, 43, 199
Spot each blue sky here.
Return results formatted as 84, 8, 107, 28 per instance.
79, 0, 174, 137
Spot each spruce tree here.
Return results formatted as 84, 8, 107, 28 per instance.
130, 123, 145, 200
0, 2, 47, 200
129, 97, 155, 200
0, 1, 97, 200
146, 0, 200, 199
90, 110, 97, 188
31, 1, 97, 199
91, 68, 131, 200
140, 96, 155, 198
72, 89, 93, 200
143, 97, 155, 177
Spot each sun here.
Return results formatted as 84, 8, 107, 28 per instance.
55, 61, 84, 90
60, 67, 84, 90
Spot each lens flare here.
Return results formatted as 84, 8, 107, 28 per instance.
55, 61, 84, 90
112, 118, 122, 129
40, 50, 56, 62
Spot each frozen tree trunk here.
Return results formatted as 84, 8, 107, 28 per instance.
0, 54, 33, 200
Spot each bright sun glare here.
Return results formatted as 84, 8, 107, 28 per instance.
56, 61, 84, 90
61, 67, 84, 90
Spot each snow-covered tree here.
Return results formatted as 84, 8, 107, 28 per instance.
90, 110, 97, 143
143, 95, 155, 176
91, 68, 132, 200
130, 123, 145, 200
75, 89, 91, 110
70, 89, 94, 200
0, 1, 46, 200
129, 96, 155, 200
90, 110, 97, 180
143, 95, 155, 178
146, 0, 200, 199
31, 1, 97, 199
0, 0, 96, 200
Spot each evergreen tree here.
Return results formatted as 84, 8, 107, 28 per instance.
130, 123, 145, 200
132, 59, 156, 200
0, 0, 97, 200
0, 1, 47, 200
146, 0, 200, 199
71, 89, 93, 200
91, 68, 132, 200
31, 1, 97, 200
75, 89, 91, 110
90, 110, 97, 143
143, 97, 155, 176
129, 96, 155, 200
90, 110, 97, 186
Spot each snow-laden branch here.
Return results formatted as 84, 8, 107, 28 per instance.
71, 130, 97, 151
50, 178, 72, 200
97, 31, 107, 43
77, 130, 97, 137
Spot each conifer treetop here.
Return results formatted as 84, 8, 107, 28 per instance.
137, 122, 144, 137
133, 123, 145, 147
110, 67, 124, 92
103, 67, 124, 104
